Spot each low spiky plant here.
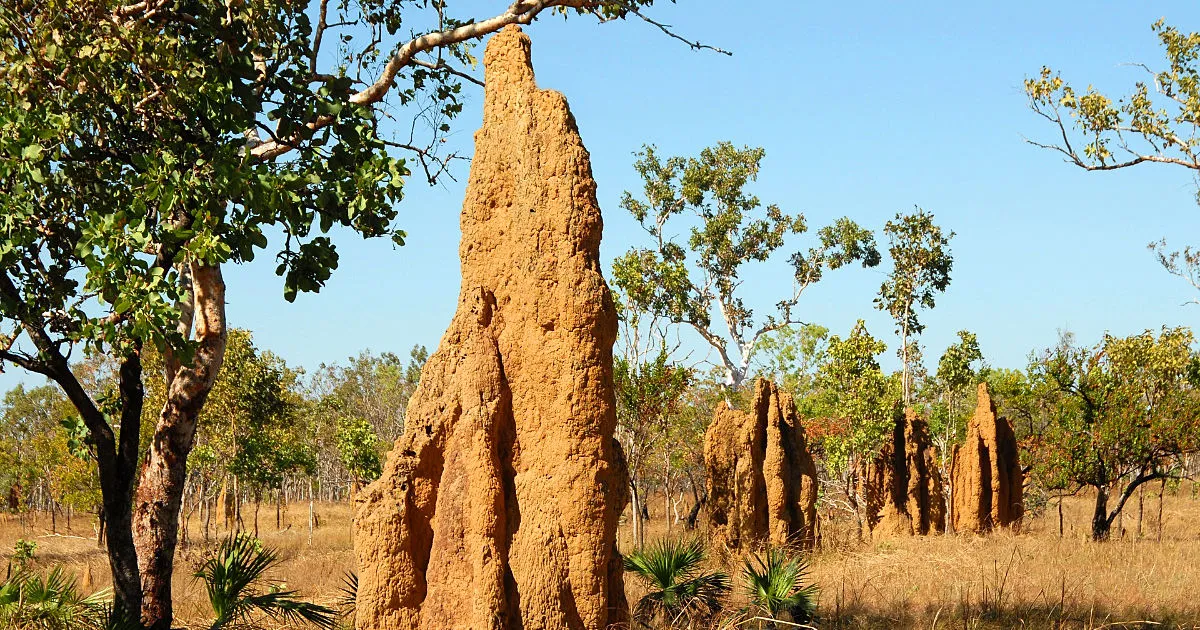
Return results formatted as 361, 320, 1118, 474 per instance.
741, 547, 818, 624
623, 537, 731, 627
0, 566, 108, 630
195, 534, 337, 630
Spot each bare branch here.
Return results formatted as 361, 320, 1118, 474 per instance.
629, 8, 731, 56
381, 138, 467, 185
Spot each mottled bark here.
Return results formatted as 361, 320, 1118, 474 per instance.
134, 262, 227, 630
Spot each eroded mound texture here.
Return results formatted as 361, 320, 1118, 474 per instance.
352, 26, 629, 630
705, 379, 819, 551
858, 407, 946, 538
950, 383, 1023, 534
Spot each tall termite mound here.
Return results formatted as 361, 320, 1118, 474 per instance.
857, 407, 945, 538
950, 383, 1023, 533
352, 26, 629, 630
704, 379, 819, 550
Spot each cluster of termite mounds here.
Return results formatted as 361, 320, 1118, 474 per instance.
350, 23, 1026, 630
703, 379, 820, 551
700, 379, 1024, 546
352, 26, 628, 630
854, 383, 1024, 539
949, 383, 1023, 533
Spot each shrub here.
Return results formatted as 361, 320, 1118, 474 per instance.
195, 534, 337, 630
623, 537, 731, 627
0, 565, 107, 630
741, 547, 818, 625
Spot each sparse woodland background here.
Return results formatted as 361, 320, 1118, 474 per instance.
3, 2, 1200, 629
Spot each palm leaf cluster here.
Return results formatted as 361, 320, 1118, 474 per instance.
0, 566, 108, 630
195, 534, 337, 630
623, 538, 731, 626
741, 547, 818, 623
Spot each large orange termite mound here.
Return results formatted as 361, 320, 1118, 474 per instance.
704, 379, 819, 551
352, 26, 629, 630
950, 383, 1023, 533
857, 407, 945, 538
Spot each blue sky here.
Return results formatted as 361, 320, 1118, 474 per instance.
7, 0, 1200, 392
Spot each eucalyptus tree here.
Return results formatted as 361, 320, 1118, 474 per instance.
752, 323, 830, 401
0, 384, 98, 525
614, 350, 691, 548
1024, 20, 1200, 298
811, 320, 898, 536
0, 1, 689, 626
931, 330, 984, 457
311, 346, 426, 446
613, 142, 880, 392
1030, 327, 1200, 541
874, 208, 954, 404
335, 416, 384, 493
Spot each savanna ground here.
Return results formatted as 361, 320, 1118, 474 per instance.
2, 485, 1198, 629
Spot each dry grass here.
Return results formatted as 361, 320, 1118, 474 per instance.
0, 502, 356, 627
2, 487, 1198, 629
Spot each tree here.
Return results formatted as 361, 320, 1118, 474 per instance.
1030, 327, 1200, 540
141, 330, 313, 537
335, 416, 383, 492
752, 323, 830, 400
0, 385, 99, 528
612, 142, 880, 392
0, 2, 685, 627
810, 320, 899, 535
874, 208, 954, 404
614, 351, 690, 548
311, 346, 426, 445
930, 330, 984, 460
1024, 20, 1200, 298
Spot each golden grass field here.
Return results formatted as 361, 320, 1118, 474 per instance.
2, 484, 1198, 629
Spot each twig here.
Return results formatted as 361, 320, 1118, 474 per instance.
629, 8, 731, 55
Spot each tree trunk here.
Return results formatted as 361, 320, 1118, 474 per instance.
1091, 485, 1111, 541
901, 315, 911, 404
90, 353, 145, 626
1057, 493, 1064, 538
1157, 478, 1166, 542
96, 507, 106, 548
684, 490, 706, 530
663, 457, 671, 534
308, 480, 315, 547
132, 262, 227, 630
102, 485, 141, 623
629, 478, 644, 549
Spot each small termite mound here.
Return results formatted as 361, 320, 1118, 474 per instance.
950, 383, 1024, 534
705, 378, 819, 551
857, 407, 946, 538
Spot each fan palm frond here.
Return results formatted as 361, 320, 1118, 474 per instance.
741, 547, 818, 623
337, 571, 358, 613
0, 566, 108, 630
196, 534, 336, 630
624, 537, 730, 625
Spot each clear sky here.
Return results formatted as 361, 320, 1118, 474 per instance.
6, 0, 1200, 392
